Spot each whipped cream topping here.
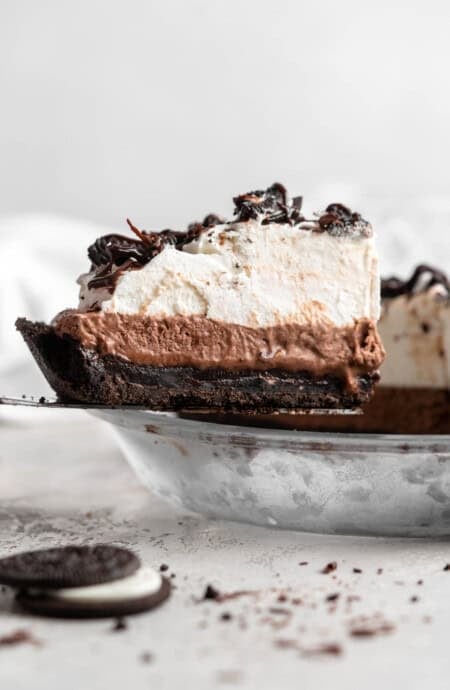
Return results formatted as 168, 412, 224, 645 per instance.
379, 284, 450, 389
78, 219, 380, 329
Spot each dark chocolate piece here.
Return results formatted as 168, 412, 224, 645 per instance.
317, 203, 371, 237
233, 183, 292, 224
16, 319, 377, 411
0, 545, 140, 589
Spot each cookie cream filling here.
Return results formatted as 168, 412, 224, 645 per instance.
78, 219, 380, 329
39, 566, 163, 604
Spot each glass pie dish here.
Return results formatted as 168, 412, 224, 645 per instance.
90, 409, 450, 537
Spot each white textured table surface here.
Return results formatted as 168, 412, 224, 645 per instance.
1, 411, 450, 689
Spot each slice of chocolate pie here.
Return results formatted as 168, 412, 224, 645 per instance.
16, 183, 384, 411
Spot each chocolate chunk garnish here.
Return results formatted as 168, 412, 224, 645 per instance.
0, 545, 140, 589
159, 564, 169, 572
185, 213, 226, 244
202, 213, 226, 228
184, 222, 207, 245
325, 203, 354, 222
317, 203, 371, 237
233, 182, 306, 226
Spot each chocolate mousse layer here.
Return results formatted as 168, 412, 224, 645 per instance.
16, 318, 380, 410
52, 311, 384, 391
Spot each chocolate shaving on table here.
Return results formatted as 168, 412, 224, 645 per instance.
381, 264, 450, 299
321, 561, 338, 574
0, 629, 41, 648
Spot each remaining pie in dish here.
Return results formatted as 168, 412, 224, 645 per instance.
17, 183, 384, 411
247, 264, 449, 432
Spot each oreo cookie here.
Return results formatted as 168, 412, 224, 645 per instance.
16, 566, 171, 619
0, 545, 140, 589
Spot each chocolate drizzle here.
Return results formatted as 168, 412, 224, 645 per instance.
85, 184, 371, 294
381, 264, 450, 299
87, 221, 186, 291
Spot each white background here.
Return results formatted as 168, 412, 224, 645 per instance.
1, 0, 450, 226
1, 0, 450, 390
